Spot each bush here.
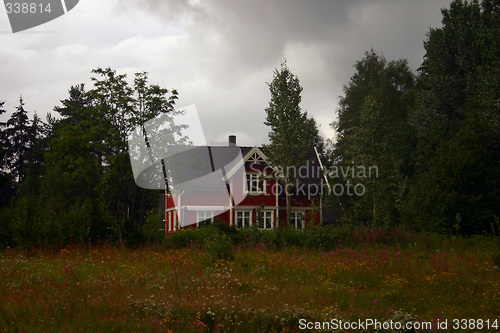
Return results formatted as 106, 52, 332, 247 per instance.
204, 233, 235, 262
141, 209, 165, 244
163, 227, 218, 248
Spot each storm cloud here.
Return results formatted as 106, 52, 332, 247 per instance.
0, 0, 451, 145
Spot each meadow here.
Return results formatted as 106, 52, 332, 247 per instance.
0, 226, 499, 332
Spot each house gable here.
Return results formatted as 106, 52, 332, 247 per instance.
222, 146, 267, 182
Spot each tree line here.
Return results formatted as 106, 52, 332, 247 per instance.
328, 0, 499, 235
0, 69, 178, 247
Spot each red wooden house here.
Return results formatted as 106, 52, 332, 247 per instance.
164, 135, 329, 233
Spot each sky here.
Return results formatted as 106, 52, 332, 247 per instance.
0, 0, 452, 146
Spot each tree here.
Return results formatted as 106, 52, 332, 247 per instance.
16, 112, 49, 197
263, 61, 323, 226
42, 68, 179, 245
0, 68, 180, 247
41, 84, 112, 242
88, 68, 179, 243
1, 96, 47, 194
405, 0, 500, 234
0, 98, 49, 247
330, 50, 416, 227
2, 97, 32, 184
0, 101, 15, 208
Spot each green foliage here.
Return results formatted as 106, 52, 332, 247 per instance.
154, 224, 442, 254
329, 1, 499, 235
0, 101, 15, 209
204, 233, 235, 262
0, 195, 113, 249
212, 218, 239, 235
330, 50, 416, 228
263, 60, 323, 225
0, 97, 46, 189
0, 68, 178, 248
141, 209, 165, 244
164, 227, 216, 248
404, 0, 500, 234
263, 60, 324, 168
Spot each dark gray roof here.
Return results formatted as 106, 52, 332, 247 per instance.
164, 145, 325, 188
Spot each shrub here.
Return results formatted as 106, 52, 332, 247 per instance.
166, 227, 217, 248
204, 233, 235, 262
141, 209, 165, 244
212, 219, 238, 236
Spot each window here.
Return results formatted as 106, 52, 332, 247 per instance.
290, 211, 304, 229
236, 210, 251, 228
246, 173, 265, 194
262, 210, 273, 229
197, 211, 213, 226
167, 210, 178, 232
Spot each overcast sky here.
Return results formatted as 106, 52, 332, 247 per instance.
1, 0, 452, 146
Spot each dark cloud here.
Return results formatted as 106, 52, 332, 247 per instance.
1, 0, 452, 146
135, 0, 450, 143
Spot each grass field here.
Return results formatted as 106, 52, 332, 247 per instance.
0, 228, 499, 332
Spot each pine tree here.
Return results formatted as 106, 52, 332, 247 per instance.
0, 101, 15, 207
3, 97, 32, 184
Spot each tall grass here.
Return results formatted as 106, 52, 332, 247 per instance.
0, 227, 498, 332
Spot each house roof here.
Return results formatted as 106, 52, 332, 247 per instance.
164, 145, 327, 191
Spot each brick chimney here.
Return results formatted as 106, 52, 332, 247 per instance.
228, 135, 236, 146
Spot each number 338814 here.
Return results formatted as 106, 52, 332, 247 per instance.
5, 3, 52, 14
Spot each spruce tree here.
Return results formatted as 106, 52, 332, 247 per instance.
3, 97, 31, 184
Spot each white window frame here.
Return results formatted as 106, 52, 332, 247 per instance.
245, 172, 266, 194
196, 211, 214, 227
235, 210, 252, 228
262, 210, 274, 230
290, 211, 305, 229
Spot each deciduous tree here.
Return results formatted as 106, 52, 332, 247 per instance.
263, 61, 323, 226
330, 50, 416, 227
405, 0, 500, 234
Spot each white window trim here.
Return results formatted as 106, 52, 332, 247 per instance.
261, 210, 274, 230
235, 210, 252, 228
245, 172, 266, 194
290, 211, 305, 229
196, 210, 214, 227
248, 151, 265, 163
